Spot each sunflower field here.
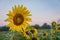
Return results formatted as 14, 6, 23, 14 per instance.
0, 26, 60, 40
0, 5, 60, 40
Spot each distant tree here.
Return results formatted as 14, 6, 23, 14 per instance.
0, 26, 9, 31
31, 24, 40, 29
31, 23, 51, 29
41, 23, 51, 29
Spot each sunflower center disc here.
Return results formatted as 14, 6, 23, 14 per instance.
30, 30, 35, 33
13, 14, 24, 26
43, 33, 46, 36
58, 27, 60, 30
26, 31, 29, 35
32, 38, 37, 40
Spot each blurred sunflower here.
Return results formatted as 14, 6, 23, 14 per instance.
51, 21, 57, 27
42, 32, 48, 38
12, 34, 16, 40
51, 30, 56, 38
22, 29, 30, 39
51, 30, 56, 33
56, 27, 60, 32
5, 5, 32, 32
51, 33, 54, 38
32, 37, 40, 40
30, 28, 38, 37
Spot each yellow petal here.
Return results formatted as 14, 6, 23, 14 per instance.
5, 18, 12, 22
26, 18, 32, 22
23, 7, 27, 11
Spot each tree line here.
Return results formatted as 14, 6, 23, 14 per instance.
0, 23, 52, 31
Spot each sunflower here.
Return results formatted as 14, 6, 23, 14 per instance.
51, 30, 55, 38
42, 32, 48, 38
32, 37, 40, 40
56, 27, 60, 32
5, 5, 32, 32
51, 21, 57, 27
51, 30, 56, 33
12, 34, 16, 40
30, 28, 38, 37
22, 29, 30, 39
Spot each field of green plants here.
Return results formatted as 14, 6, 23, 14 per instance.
0, 28, 60, 40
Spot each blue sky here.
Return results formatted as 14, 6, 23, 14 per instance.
0, 0, 60, 26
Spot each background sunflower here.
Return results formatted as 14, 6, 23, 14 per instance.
42, 32, 48, 38
22, 29, 30, 39
32, 37, 40, 40
30, 28, 38, 37
51, 21, 57, 27
56, 27, 60, 32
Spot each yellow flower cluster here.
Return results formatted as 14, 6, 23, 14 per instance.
56, 27, 60, 32
22, 28, 38, 39
42, 32, 48, 38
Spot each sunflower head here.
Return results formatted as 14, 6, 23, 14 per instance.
12, 35, 16, 39
56, 27, 60, 32
52, 30, 56, 33
42, 32, 48, 38
30, 29, 35, 33
30, 28, 38, 36
22, 30, 30, 39
51, 21, 57, 27
5, 5, 32, 32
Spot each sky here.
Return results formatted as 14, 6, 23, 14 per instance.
0, 0, 60, 26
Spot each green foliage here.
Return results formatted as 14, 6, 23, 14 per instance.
0, 27, 60, 40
